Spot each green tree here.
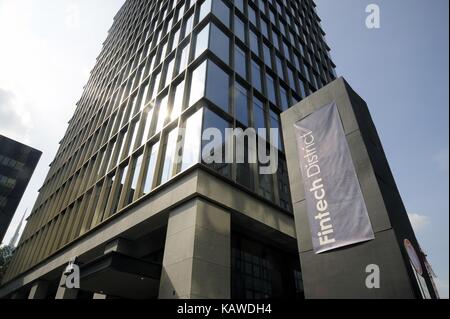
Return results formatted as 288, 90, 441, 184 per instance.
0, 245, 14, 283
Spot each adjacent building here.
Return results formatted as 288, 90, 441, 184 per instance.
0, 135, 41, 244
1, 0, 336, 299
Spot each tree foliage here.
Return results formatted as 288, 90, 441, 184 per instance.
0, 245, 14, 283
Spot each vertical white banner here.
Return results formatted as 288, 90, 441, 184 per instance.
294, 102, 375, 254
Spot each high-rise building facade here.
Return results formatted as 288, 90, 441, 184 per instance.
0, 0, 335, 299
0, 135, 41, 244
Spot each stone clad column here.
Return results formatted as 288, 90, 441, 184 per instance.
28, 280, 49, 299
281, 77, 437, 299
159, 199, 231, 299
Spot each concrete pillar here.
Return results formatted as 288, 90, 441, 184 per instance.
93, 293, 108, 299
55, 272, 79, 299
28, 281, 49, 299
104, 238, 135, 256
159, 199, 231, 299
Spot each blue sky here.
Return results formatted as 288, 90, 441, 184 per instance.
316, 0, 449, 297
0, 0, 448, 298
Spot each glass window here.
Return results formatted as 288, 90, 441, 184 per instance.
97, 149, 107, 178
235, 0, 244, 12
280, 22, 286, 37
249, 30, 259, 56
266, 74, 277, 104
114, 164, 128, 212
171, 80, 185, 120
299, 79, 307, 98
202, 109, 231, 177
99, 175, 114, 220
142, 141, 160, 194
128, 121, 140, 156
261, 19, 268, 39
212, 0, 230, 27
235, 83, 249, 126
178, 42, 190, 74
280, 86, 289, 111
116, 131, 128, 167
283, 41, 290, 59
141, 107, 154, 145
160, 40, 168, 60
248, 6, 257, 26
257, 0, 264, 11
269, 8, 275, 24
289, 31, 295, 44
155, 94, 169, 133
189, 60, 207, 106
278, 159, 292, 211
199, 0, 212, 21
272, 31, 279, 50
181, 108, 203, 171
127, 154, 143, 204
195, 24, 210, 58
148, 53, 156, 74
172, 28, 181, 50
276, 56, 284, 80
206, 61, 230, 113
184, 14, 194, 37
299, 43, 305, 57
234, 15, 245, 43
304, 64, 311, 82
315, 74, 322, 89
269, 110, 283, 151
287, 67, 295, 89
134, 64, 145, 89
119, 83, 127, 104
128, 94, 139, 121
159, 128, 179, 184
119, 103, 130, 129
163, 58, 175, 88
236, 138, 253, 190
139, 83, 150, 111
231, 245, 274, 299
151, 71, 161, 101
210, 24, 230, 64
251, 60, 262, 92
259, 166, 273, 200
234, 46, 247, 79
253, 97, 266, 133
263, 44, 271, 67
153, 29, 161, 48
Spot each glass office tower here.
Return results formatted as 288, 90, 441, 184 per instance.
1, 0, 335, 299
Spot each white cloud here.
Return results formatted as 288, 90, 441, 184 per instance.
434, 147, 449, 173
0, 88, 32, 143
408, 213, 431, 232
0, 0, 126, 246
